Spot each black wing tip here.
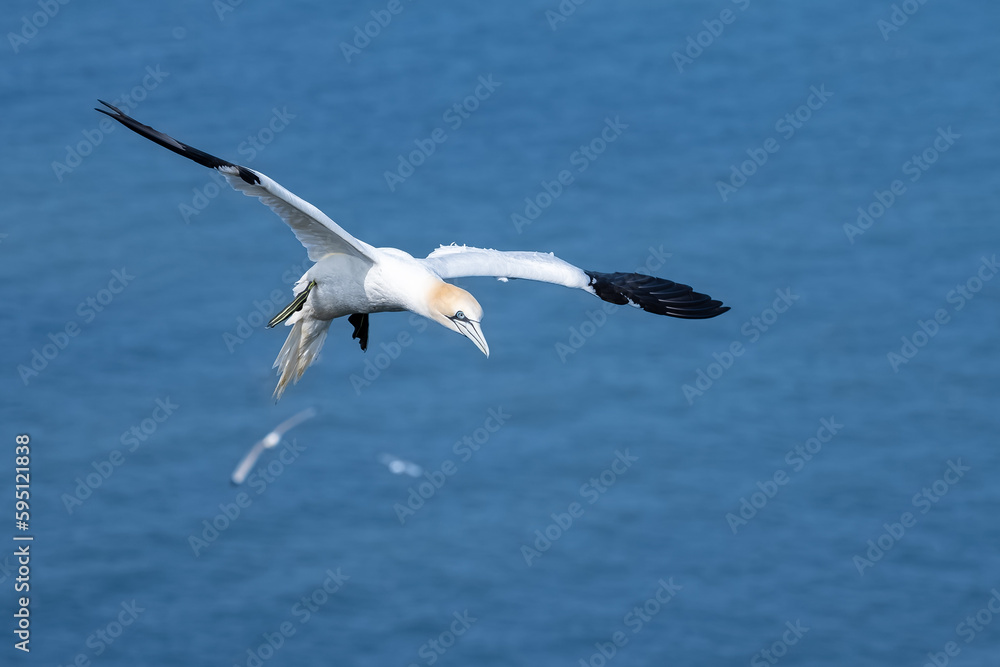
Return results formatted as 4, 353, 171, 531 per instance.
585, 270, 730, 320
95, 100, 126, 124
94, 98, 261, 186
96, 99, 121, 114
230, 165, 261, 185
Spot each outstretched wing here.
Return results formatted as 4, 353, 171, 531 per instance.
96, 100, 375, 264
422, 245, 729, 319
424, 245, 592, 288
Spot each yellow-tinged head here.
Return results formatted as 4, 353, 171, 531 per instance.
427, 283, 489, 357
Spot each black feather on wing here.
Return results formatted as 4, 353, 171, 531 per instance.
584, 271, 729, 319
95, 100, 260, 185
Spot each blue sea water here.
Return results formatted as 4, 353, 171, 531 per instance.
2, 0, 1000, 664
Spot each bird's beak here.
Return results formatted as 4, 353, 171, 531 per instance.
455, 319, 489, 358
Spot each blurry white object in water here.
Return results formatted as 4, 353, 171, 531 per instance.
378, 453, 423, 477
231, 407, 317, 484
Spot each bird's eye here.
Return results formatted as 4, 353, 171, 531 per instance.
455, 311, 465, 320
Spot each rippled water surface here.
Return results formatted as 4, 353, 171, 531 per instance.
3, 1, 1000, 664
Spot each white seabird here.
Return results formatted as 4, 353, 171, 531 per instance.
378, 453, 424, 478
97, 101, 730, 399
231, 407, 317, 484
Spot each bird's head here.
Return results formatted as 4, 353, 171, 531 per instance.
428, 283, 489, 357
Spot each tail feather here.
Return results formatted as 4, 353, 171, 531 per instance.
273, 317, 331, 400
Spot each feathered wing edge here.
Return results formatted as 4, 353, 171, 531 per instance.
95, 100, 375, 263
583, 271, 729, 319
424, 245, 729, 319
95, 100, 260, 185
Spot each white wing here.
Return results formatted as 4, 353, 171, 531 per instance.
97, 101, 375, 264
421, 244, 731, 319
422, 245, 592, 291
231, 440, 266, 485
218, 167, 375, 263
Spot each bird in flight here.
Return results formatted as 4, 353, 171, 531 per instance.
231, 407, 317, 484
97, 101, 729, 399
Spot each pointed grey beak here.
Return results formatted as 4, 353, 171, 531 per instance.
455, 319, 489, 358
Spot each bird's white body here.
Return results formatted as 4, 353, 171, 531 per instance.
97, 101, 729, 399
300, 245, 586, 320
302, 252, 382, 320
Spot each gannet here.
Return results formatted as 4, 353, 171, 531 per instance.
97, 101, 730, 399
231, 407, 317, 484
